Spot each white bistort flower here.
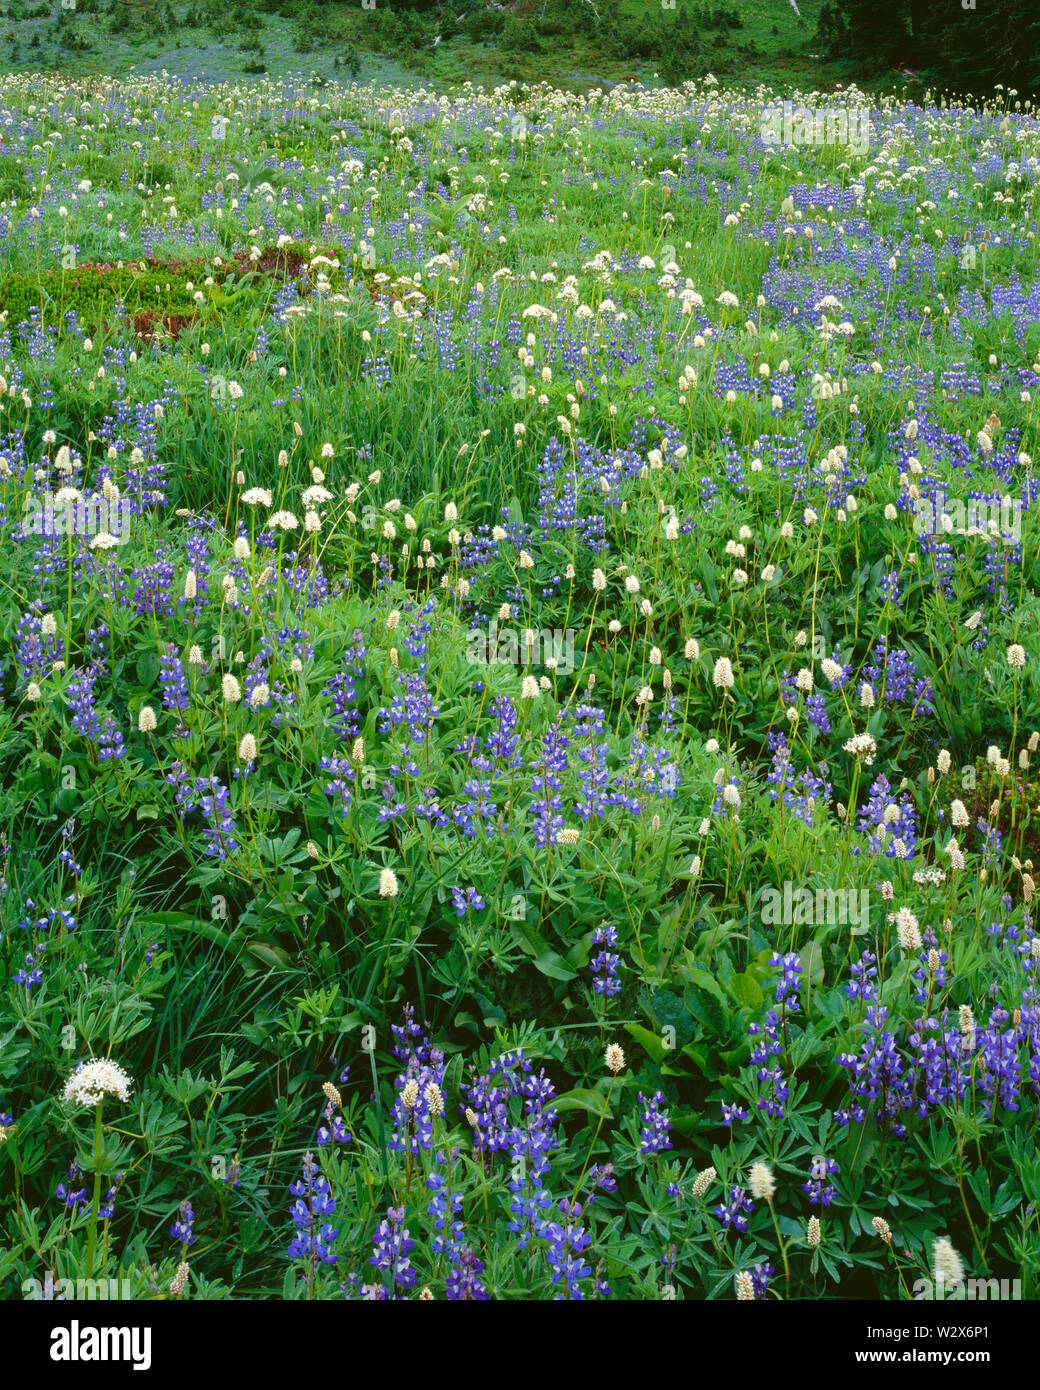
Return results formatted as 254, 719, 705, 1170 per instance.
933, 1237, 965, 1292
895, 906, 922, 953
749, 1161, 776, 1202
713, 656, 735, 689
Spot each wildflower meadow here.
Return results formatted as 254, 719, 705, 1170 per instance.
0, 0, 1038, 1344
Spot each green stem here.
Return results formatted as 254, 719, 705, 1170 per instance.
85, 1101, 104, 1279
768, 1199, 790, 1290
368, 1046, 391, 1210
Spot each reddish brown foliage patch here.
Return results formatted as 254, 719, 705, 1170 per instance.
137, 245, 311, 284
123, 243, 341, 348
232, 247, 311, 280
132, 311, 192, 342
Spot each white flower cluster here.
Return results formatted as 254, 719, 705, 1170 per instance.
62, 1057, 133, 1108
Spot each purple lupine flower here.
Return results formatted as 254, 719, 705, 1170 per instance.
426, 1152, 465, 1260
159, 646, 189, 717
714, 1185, 754, 1233
194, 775, 237, 859
541, 1197, 592, 1300
446, 1247, 489, 1300
67, 671, 102, 743
14, 944, 45, 990
369, 1205, 416, 1294
171, 1200, 195, 1246
590, 921, 621, 998
846, 949, 879, 1001
319, 756, 355, 816
316, 1100, 352, 1147
450, 885, 487, 916
56, 1160, 87, 1212
288, 1153, 338, 1267
835, 1004, 913, 1136
802, 1156, 839, 1207
751, 1261, 775, 1299
637, 1091, 674, 1156
769, 951, 803, 1010
99, 1172, 125, 1221
748, 1011, 789, 1118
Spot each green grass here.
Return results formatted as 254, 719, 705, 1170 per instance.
0, 0, 862, 94
0, 60, 1038, 1304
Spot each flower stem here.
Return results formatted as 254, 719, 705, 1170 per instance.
85, 1101, 104, 1279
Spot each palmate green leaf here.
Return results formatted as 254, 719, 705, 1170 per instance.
159, 1067, 211, 1106
990, 1177, 1022, 1219
127, 1098, 187, 1162
967, 1165, 993, 1216
0, 1239, 21, 1286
